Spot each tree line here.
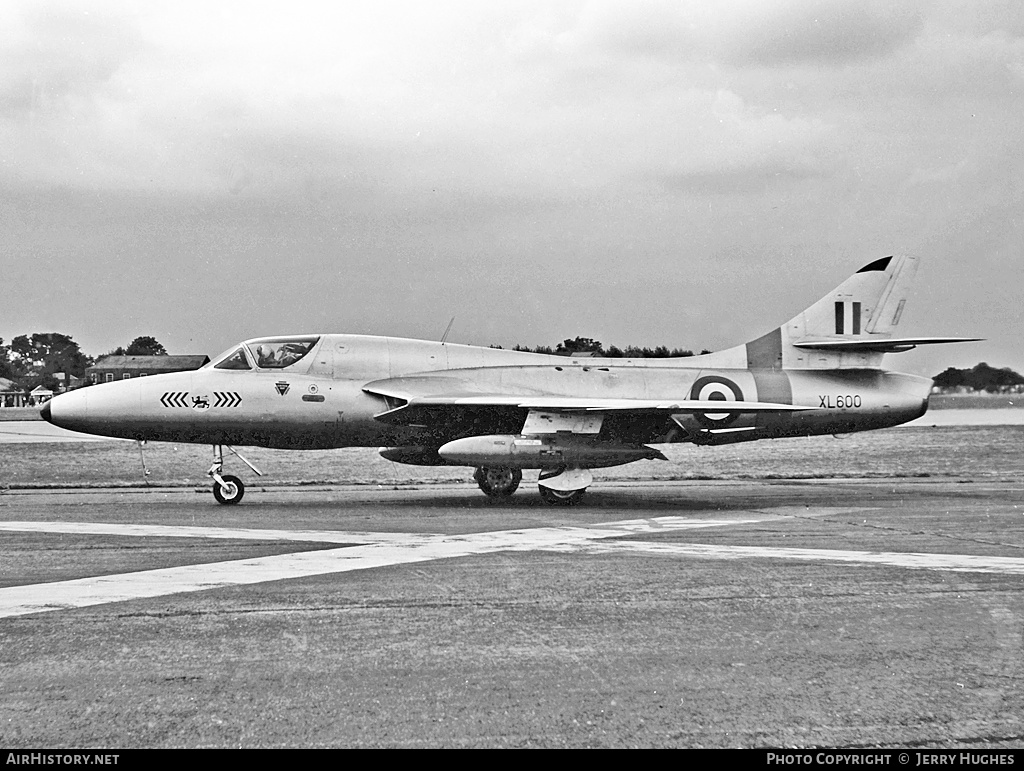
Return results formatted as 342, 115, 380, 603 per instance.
504, 336, 711, 358
0, 334, 167, 391
932, 363, 1024, 393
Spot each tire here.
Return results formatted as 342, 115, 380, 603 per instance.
213, 474, 245, 505
474, 466, 522, 498
539, 486, 587, 506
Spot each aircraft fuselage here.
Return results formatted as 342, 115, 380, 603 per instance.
47, 333, 930, 451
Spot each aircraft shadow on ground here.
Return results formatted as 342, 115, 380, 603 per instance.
232, 487, 845, 513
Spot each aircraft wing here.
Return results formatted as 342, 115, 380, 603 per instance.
793, 336, 982, 353
363, 377, 811, 425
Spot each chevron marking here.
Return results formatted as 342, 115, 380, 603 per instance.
212, 392, 241, 408
160, 392, 190, 408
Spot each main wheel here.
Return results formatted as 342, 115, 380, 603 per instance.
539, 486, 587, 506
474, 466, 522, 498
213, 474, 245, 505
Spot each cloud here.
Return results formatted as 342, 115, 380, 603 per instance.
0, 1, 141, 116
626, 89, 836, 194
0, 2, 1016, 219
714, 0, 924, 68
896, 26, 1024, 102
931, 0, 1024, 38
0, 1, 1022, 379
520, 1, 925, 70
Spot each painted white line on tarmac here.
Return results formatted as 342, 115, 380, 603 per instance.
0, 511, 815, 544
7, 533, 1022, 620
0, 521, 440, 545
0, 542, 475, 619
0, 515, 789, 618
550, 540, 1024, 576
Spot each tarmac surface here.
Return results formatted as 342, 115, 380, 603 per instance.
2, 478, 1024, 748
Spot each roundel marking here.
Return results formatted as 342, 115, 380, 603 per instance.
689, 375, 744, 428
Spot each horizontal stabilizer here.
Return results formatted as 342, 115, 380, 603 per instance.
792, 336, 983, 353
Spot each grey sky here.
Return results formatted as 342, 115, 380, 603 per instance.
2, 0, 1021, 376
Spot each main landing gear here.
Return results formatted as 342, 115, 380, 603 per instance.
473, 466, 522, 498
538, 467, 592, 506
209, 444, 263, 505
473, 466, 592, 505
538, 486, 587, 506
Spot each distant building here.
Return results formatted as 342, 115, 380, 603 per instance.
52, 372, 84, 393
0, 377, 27, 408
30, 385, 54, 404
86, 355, 210, 385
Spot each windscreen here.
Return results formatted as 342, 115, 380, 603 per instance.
211, 346, 251, 370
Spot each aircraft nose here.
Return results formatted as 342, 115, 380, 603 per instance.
42, 388, 90, 433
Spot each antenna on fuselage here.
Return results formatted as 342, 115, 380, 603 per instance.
440, 316, 456, 346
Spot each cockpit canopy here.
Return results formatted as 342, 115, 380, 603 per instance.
209, 336, 320, 371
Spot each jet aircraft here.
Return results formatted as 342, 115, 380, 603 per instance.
43, 255, 977, 505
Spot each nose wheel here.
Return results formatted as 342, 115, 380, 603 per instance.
212, 474, 245, 505
208, 444, 261, 505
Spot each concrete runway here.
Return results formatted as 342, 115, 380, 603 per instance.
2, 478, 1024, 748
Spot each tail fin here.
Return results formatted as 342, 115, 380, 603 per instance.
786, 254, 918, 341
745, 255, 920, 370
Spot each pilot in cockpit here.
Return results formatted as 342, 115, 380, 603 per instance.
256, 345, 277, 368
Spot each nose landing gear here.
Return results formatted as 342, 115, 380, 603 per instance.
208, 444, 262, 505
213, 474, 245, 504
